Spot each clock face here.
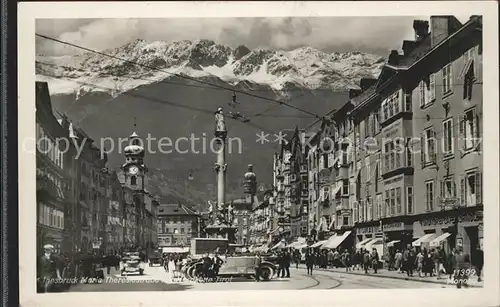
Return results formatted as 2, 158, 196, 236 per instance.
129, 166, 139, 175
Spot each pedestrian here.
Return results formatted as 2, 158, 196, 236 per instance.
453, 245, 471, 289
446, 248, 457, 280
254, 252, 262, 282
283, 251, 291, 277
422, 248, 433, 277
394, 250, 403, 272
327, 249, 334, 268
163, 253, 169, 272
305, 252, 315, 275
407, 247, 416, 277
472, 245, 483, 282
294, 250, 301, 269
432, 247, 443, 279
416, 249, 424, 277
333, 249, 341, 268
213, 253, 224, 276
371, 248, 379, 274
342, 249, 351, 272
277, 251, 285, 278
37, 244, 62, 293
363, 250, 371, 274
353, 250, 362, 270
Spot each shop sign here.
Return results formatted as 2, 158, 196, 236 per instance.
420, 211, 482, 228
382, 222, 407, 231
356, 225, 382, 235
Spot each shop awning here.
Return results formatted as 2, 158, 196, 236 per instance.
364, 238, 384, 251
286, 237, 306, 248
322, 231, 351, 249
430, 233, 451, 247
294, 243, 309, 249
387, 240, 401, 247
356, 238, 373, 249
310, 240, 327, 248
412, 233, 438, 247
270, 240, 286, 250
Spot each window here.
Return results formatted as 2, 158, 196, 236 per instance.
461, 171, 482, 206
406, 138, 413, 167
406, 187, 414, 214
463, 46, 478, 78
130, 176, 137, 186
366, 196, 372, 221
460, 108, 479, 150
421, 128, 436, 166
425, 180, 435, 211
343, 216, 349, 226
396, 188, 402, 214
442, 118, 454, 156
442, 64, 453, 94
376, 194, 383, 219
385, 191, 390, 217
181, 228, 185, 234
390, 189, 396, 215
173, 228, 178, 234
359, 200, 364, 222
462, 48, 476, 100
441, 177, 457, 200
342, 179, 349, 196
381, 91, 401, 122
404, 93, 412, 112
419, 74, 436, 107
353, 201, 358, 223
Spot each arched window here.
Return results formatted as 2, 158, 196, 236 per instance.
130, 176, 137, 186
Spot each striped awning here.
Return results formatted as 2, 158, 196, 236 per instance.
430, 233, 451, 247
356, 237, 373, 249
412, 233, 439, 247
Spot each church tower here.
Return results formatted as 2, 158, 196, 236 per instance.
122, 123, 147, 191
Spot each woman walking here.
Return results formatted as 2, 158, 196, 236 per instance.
305, 252, 315, 275
416, 249, 424, 277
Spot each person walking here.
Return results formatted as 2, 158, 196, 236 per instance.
363, 250, 371, 274
283, 251, 291, 278
394, 250, 403, 272
432, 247, 443, 279
407, 247, 416, 277
472, 245, 483, 282
371, 248, 379, 274
327, 249, 334, 268
305, 252, 315, 275
37, 244, 62, 293
342, 249, 351, 272
453, 245, 471, 288
254, 252, 262, 282
446, 248, 457, 280
416, 249, 424, 277
423, 249, 433, 277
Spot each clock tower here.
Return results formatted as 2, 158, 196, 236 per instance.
122, 131, 147, 191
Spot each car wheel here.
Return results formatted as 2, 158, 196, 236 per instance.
260, 266, 272, 281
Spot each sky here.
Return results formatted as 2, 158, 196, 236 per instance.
35, 16, 472, 57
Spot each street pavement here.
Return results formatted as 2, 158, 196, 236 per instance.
68, 265, 455, 291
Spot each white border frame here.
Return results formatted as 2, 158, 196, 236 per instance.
18, 1, 499, 307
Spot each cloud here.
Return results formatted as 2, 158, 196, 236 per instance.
36, 16, 472, 56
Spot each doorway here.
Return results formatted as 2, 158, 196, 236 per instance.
465, 226, 479, 262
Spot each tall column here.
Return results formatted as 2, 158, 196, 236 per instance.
214, 107, 227, 226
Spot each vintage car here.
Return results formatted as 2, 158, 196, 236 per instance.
120, 252, 145, 276
148, 253, 163, 267
185, 255, 276, 281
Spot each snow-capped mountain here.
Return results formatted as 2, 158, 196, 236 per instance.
36, 39, 385, 96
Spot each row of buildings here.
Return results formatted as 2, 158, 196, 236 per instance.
250, 15, 483, 258
36, 81, 159, 255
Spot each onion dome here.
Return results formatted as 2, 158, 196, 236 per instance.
124, 132, 144, 155
244, 164, 256, 181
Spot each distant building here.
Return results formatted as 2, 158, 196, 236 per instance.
231, 197, 254, 245
156, 204, 199, 248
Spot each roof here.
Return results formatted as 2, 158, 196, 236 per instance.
157, 204, 198, 216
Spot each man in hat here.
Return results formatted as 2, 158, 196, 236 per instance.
37, 244, 62, 293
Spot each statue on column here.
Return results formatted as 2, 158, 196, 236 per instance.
215, 107, 226, 133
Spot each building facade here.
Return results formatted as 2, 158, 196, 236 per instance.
347, 16, 482, 257
157, 204, 199, 248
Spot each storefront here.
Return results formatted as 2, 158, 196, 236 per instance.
381, 218, 413, 252
355, 222, 382, 248
413, 206, 483, 257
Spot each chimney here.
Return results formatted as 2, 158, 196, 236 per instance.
413, 20, 429, 41
430, 16, 463, 47
359, 78, 377, 91
349, 89, 362, 99
388, 50, 400, 65
402, 40, 417, 56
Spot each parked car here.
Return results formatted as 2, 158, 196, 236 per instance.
120, 252, 145, 276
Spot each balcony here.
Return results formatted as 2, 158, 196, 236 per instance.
381, 151, 414, 179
